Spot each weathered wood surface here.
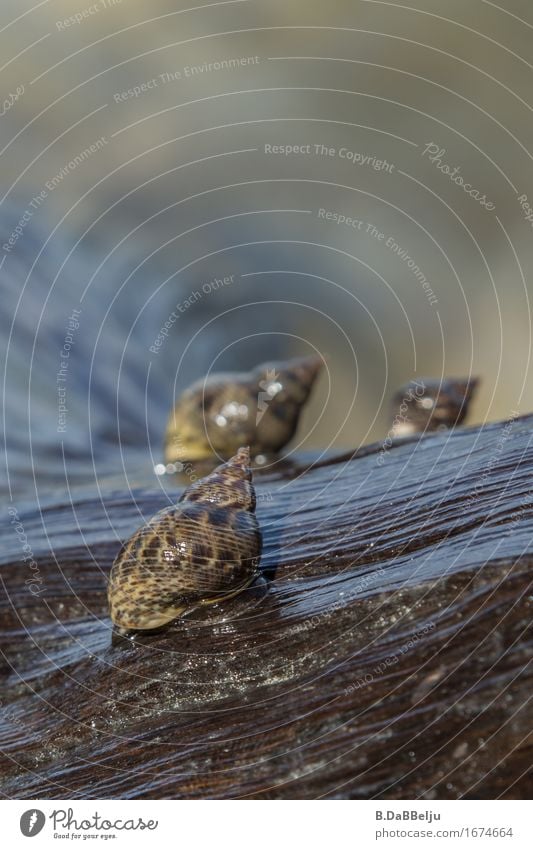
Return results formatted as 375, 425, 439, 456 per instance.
1, 416, 532, 799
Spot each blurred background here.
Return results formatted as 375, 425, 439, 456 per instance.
1, 0, 532, 496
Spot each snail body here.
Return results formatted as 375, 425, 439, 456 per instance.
164, 355, 322, 464
108, 447, 261, 631
391, 377, 479, 437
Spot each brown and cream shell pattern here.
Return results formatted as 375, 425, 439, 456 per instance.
391, 376, 479, 437
164, 355, 322, 464
108, 447, 261, 631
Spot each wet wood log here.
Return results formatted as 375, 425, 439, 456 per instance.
1, 415, 532, 799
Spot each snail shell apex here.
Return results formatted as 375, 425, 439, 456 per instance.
164, 355, 322, 463
108, 447, 261, 631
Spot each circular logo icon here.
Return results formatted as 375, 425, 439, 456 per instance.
20, 810, 46, 837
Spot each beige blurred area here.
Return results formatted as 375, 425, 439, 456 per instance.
2, 0, 532, 451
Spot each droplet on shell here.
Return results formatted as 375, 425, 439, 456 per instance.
108, 447, 262, 631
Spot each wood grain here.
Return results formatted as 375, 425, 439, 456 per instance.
1, 416, 532, 798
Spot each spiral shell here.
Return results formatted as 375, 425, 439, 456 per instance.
108, 447, 262, 631
164, 355, 322, 464
391, 377, 479, 436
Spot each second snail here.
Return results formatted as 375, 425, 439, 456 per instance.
164, 354, 323, 464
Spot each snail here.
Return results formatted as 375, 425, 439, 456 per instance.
391, 376, 479, 437
164, 355, 322, 464
108, 446, 262, 631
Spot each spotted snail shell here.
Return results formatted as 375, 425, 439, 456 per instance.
391, 377, 479, 437
164, 355, 322, 464
108, 447, 261, 631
